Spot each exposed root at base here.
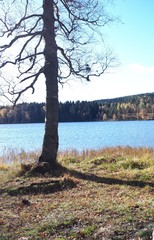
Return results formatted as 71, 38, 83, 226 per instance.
20, 162, 68, 177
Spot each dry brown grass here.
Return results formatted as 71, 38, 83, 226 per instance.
0, 147, 154, 239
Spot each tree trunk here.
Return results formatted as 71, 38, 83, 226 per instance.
38, 0, 59, 168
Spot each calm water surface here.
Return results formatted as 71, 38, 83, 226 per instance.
0, 121, 154, 155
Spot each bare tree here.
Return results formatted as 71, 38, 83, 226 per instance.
0, 0, 116, 172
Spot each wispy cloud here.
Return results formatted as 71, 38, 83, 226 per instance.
128, 63, 154, 74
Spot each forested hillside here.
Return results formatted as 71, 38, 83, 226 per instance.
0, 93, 154, 123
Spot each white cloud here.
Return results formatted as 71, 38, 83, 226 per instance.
57, 62, 154, 102
128, 63, 154, 74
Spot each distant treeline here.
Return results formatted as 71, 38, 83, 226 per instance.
0, 93, 154, 123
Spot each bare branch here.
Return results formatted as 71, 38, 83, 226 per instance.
8, 14, 42, 37
0, 0, 117, 105
0, 31, 42, 52
13, 67, 44, 105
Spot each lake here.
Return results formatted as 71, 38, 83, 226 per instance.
0, 120, 154, 156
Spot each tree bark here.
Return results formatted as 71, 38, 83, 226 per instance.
38, 0, 59, 168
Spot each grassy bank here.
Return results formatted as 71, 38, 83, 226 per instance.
0, 147, 154, 239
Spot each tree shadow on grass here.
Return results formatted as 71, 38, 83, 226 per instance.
1, 166, 153, 196
1, 177, 77, 196
69, 169, 154, 189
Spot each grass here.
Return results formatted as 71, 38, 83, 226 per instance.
0, 146, 154, 239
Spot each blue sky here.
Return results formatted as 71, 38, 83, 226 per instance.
109, 0, 154, 66
23, 0, 154, 103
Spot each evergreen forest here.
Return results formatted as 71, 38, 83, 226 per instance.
0, 93, 154, 124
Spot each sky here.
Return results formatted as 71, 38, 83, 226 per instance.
1, 0, 154, 104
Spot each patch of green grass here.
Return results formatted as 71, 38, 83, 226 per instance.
0, 236, 12, 240
79, 225, 96, 237
38, 217, 78, 237
25, 228, 38, 237
59, 147, 154, 181
119, 157, 152, 170
135, 223, 154, 239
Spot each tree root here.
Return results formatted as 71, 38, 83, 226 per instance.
19, 161, 68, 177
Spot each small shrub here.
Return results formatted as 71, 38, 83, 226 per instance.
120, 158, 148, 170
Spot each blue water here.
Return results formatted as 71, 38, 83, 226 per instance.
0, 121, 154, 155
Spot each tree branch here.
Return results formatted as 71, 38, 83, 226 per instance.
8, 14, 42, 37
0, 31, 42, 52
13, 67, 44, 105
